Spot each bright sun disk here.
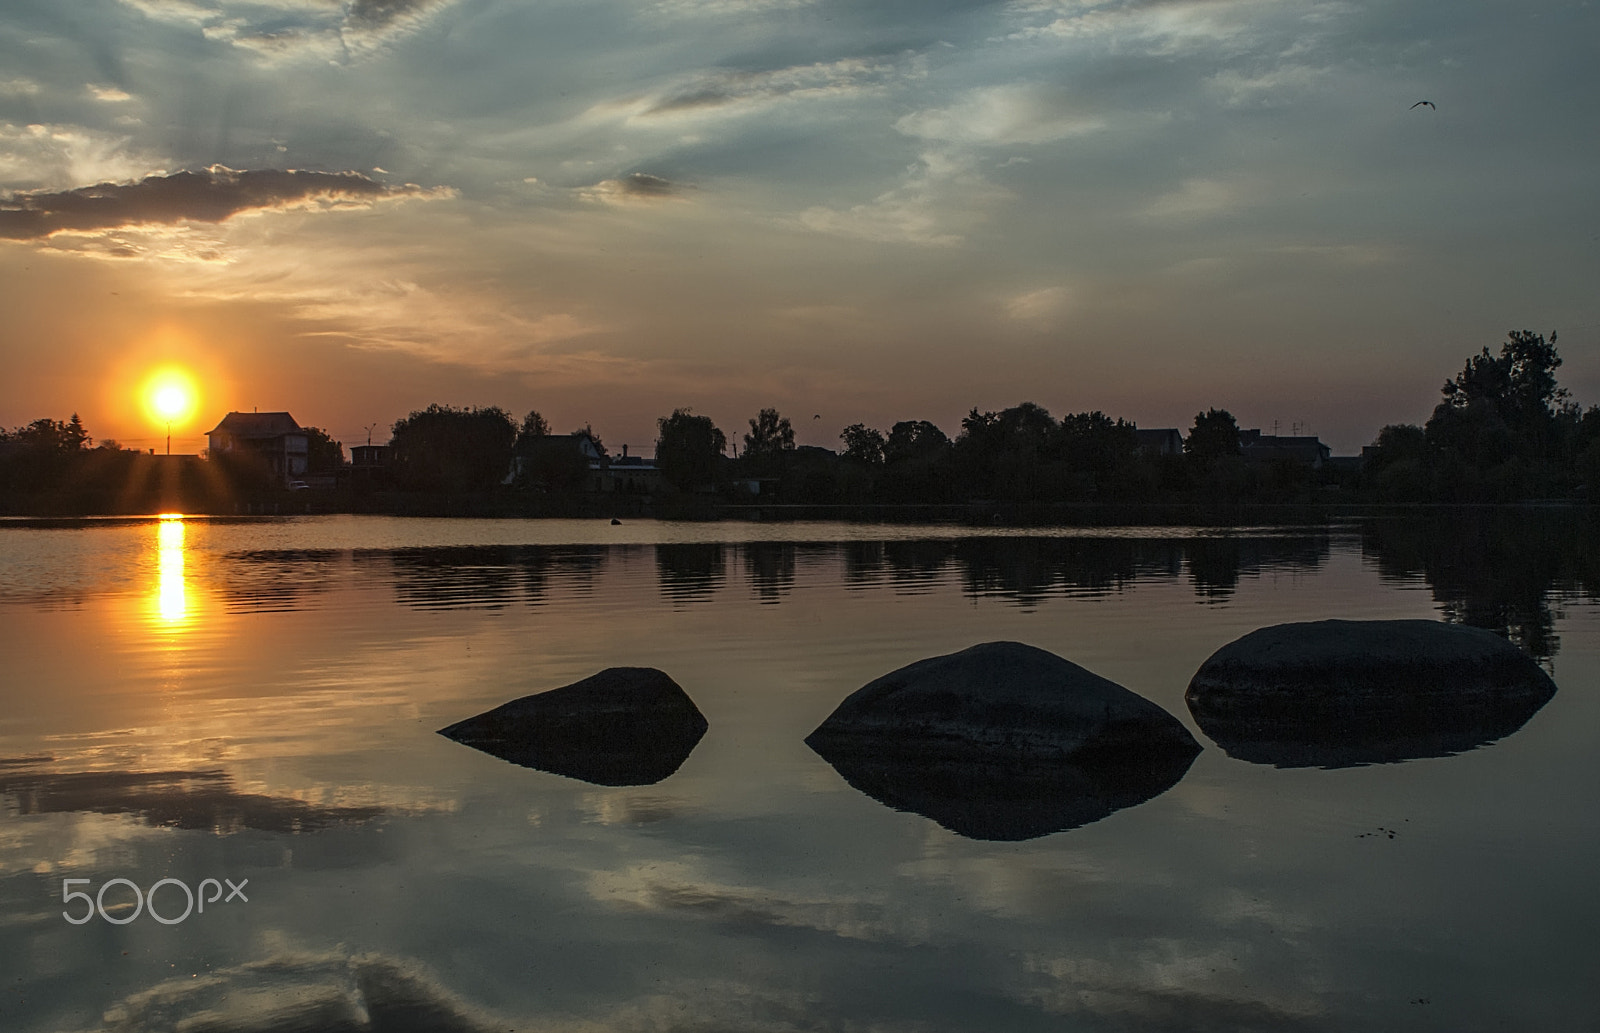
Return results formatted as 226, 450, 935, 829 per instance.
142, 368, 199, 427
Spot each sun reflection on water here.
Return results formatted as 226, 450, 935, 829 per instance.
155, 514, 189, 626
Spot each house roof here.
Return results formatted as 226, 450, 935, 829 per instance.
208, 411, 303, 437
1239, 432, 1330, 462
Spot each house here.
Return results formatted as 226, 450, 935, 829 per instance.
206, 411, 309, 483
512, 431, 610, 491
1238, 429, 1331, 469
607, 445, 663, 494
351, 443, 390, 468
1134, 428, 1185, 456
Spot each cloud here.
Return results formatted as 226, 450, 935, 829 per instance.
1004, 285, 1073, 324
650, 0, 819, 17
1206, 63, 1335, 108
896, 85, 1105, 146
579, 172, 691, 205
798, 151, 1006, 247
87, 85, 134, 103
637, 58, 904, 119
1002, 0, 1336, 56
1142, 177, 1241, 220
0, 166, 449, 240
0, 122, 168, 193
115, 0, 464, 60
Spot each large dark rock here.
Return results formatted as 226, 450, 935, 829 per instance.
1185, 619, 1557, 768
438, 668, 708, 786
806, 642, 1201, 840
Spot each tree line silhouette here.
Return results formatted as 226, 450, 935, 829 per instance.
3, 330, 1596, 512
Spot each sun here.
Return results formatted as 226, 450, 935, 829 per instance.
142, 368, 199, 428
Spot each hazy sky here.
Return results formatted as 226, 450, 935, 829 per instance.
1, 0, 1596, 455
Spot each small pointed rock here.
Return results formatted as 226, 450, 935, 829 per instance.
440, 667, 708, 786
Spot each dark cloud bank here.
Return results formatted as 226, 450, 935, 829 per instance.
0, 167, 432, 240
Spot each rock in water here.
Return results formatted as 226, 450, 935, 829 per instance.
1185, 619, 1557, 768
439, 668, 708, 786
806, 642, 1200, 840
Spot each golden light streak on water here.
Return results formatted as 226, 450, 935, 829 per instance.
155, 514, 189, 626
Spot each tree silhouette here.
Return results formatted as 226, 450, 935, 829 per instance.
390, 404, 517, 492
1185, 408, 1241, 460
840, 423, 886, 465
884, 420, 949, 464
302, 426, 344, 472
656, 409, 726, 490
743, 408, 795, 460
1428, 330, 1566, 464
517, 410, 551, 447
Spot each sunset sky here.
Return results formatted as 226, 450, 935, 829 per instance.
1, 0, 1595, 456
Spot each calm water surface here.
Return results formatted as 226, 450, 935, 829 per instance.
0, 514, 1596, 1032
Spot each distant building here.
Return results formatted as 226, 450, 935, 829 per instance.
607, 445, 662, 493
351, 443, 390, 468
1134, 428, 1185, 456
350, 443, 392, 488
1238, 429, 1331, 469
512, 431, 612, 492
206, 411, 308, 483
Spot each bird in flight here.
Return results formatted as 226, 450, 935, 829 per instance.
813, 414, 821, 420
1411, 100, 1435, 110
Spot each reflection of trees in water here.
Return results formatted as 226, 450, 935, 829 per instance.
1362, 512, 1600, 661
955, 538, 1189, 609
810, 536, 1336, 608
0, 764, 381, 833
1185, 534, 1331, 602
841, 541, 886, 588
742, 541, 796, 603
358, 546, 607, 610
884, 540, 957, 593
655, 544, 725, 604
1186, 538, 1241, 600
219, 549, 343, 612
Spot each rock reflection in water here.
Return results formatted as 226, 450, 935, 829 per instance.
811, 748, 1200, 841
1186, 619, 1559, 768
807, 642, 1201, 840
1187, 701, 1555, 769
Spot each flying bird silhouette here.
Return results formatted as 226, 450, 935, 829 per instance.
1411, 100, 1435, 110
813, 414, 821, 419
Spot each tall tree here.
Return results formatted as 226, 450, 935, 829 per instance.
1428, 330, 1566, 462
839, 424, 886, 465
516, 410, 551, 452
390, 404, 517, 492
743, 408, 795, 459
1185, 408, 1241, 460
65, 413, 90, 451
883, 420, 949, 464
302, 427, 344, 472
655, 409, 727, 490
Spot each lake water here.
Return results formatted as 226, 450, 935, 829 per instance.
1, 514, 1596, 1032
